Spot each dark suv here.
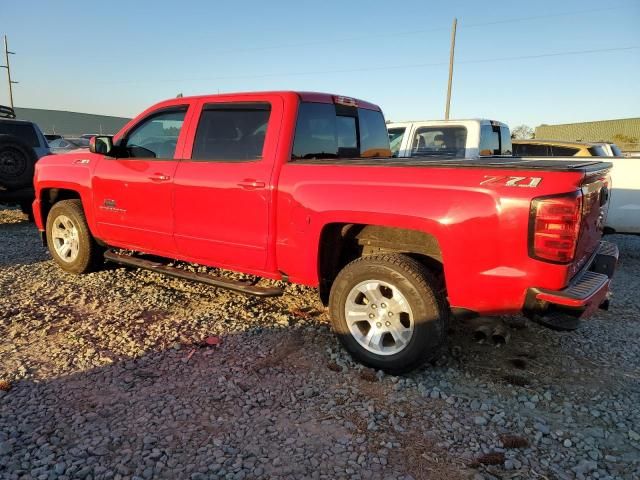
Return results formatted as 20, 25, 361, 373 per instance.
0, 105, 51, 214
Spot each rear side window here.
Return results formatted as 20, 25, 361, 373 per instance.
192, 103, 271, 161
479, 124, 512, 156
513, 143, 549, 156
292, 102, 390, 160
411, 126, 466, 157
610, 144, 622, 156
387, 127, 406, 157
359, 108, 392, 158
587, 145, 608, 157
0, 122, 39, 147
551, 146, 580, 156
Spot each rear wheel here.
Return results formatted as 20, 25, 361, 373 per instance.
46, 200, 103, 274
329, 254, 448, 373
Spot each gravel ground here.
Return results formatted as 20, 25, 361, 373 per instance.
0, 206, 638, 480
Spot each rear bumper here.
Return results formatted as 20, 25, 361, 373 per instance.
525, 241, 618, 319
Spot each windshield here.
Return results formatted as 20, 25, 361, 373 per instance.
68, 138, 90, 147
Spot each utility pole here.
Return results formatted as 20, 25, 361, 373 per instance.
2, 35, 18, 109
444, 18, 457, 120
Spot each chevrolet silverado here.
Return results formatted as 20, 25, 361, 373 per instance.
33, 91, 618, 372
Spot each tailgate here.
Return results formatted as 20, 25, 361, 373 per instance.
571, 166, 611, 276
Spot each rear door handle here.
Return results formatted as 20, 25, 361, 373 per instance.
149, 173, 171, 182
238, 179, 266, 190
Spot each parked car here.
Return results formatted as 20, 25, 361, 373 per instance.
0, 105, 51, 214
44, 134, 63, 142
513, 139, 638, 234
48, 137, 90, 153
80, 133, 100, 140
512, 139, 607, 157
33, 91, 617, 372
387, 119, 512, 158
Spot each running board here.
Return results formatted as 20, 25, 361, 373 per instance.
104, 250, 284, 297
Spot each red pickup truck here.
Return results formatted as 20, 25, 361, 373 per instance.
33, 91, 618, 372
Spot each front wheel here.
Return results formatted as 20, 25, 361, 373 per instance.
329, 254, 448, 373
46, 199, 103, 274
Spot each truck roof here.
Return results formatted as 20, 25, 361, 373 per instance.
145, 91, 382, 112
293, 155, 611, 172
387, 119, 508, 128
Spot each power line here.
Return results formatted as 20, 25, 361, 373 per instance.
97, 45, 639, 85
456, 45, 639, 66
462, 6, 631, 29
199, 5, 630, 56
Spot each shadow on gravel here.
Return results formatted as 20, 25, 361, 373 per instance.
0, 216, 49, 267
2, 304, 637, 479
0, 327, 472, 480
1, 224, 638, 479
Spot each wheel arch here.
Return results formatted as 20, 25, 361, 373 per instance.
317, 223, 444, 305
39, 188, 84, 244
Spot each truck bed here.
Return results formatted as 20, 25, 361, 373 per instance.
292, 156, 611, 172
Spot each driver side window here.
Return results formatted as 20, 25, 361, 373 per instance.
124, 108, 186, 159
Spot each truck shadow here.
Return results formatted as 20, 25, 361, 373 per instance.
0, 324, 473, 480
0, 219, 638, 478
1, 300, 637, 479
0, 218, 49, 267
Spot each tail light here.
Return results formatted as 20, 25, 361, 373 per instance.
529, 192, 582, 263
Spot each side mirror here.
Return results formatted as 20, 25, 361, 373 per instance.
90, 136, 114, 155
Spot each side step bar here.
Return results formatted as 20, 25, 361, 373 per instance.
104, 250, 284, 297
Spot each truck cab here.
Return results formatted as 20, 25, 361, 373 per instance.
387, 119, 512, 158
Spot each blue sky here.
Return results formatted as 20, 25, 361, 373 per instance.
2, 0, 639, 128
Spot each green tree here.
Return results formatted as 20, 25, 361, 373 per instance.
511, 125, 534, 140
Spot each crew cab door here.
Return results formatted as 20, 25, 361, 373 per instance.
172, 96, 282, 272
92, 105, 191, 255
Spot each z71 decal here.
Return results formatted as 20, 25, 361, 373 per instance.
480, 175, 542, 188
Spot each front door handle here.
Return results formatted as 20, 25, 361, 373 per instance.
149, 173, 171, 182
238, 179, 266, 190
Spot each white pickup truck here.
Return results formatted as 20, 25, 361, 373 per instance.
387, 119, 512, 158
512, 139, 639, 235
576, 143, 637, 235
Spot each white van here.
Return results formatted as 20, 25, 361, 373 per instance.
387, 119, 512, 158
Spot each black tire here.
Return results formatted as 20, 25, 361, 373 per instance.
329, 254, 448, 374
0, 134, 38, 189
46, 199, 104, 274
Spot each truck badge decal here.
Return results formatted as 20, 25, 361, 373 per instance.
100, 199, 126, 213
480, 176, 542, 188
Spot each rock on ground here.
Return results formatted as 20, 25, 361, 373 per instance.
1, 207, 639, 480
